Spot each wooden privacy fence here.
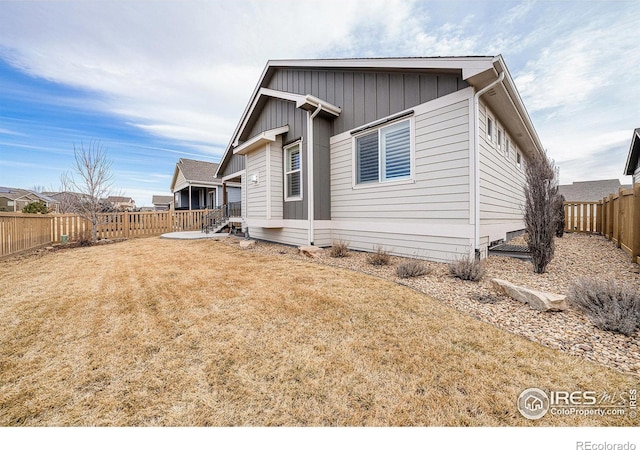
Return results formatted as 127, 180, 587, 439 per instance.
1, 210, 212, 258
0, 213, 53, 257
564, 184, 640, 264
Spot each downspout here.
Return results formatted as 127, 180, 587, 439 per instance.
473, 71, 504, 253
307, 103, 323, 246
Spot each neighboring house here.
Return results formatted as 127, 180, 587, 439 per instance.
170, 158, 241, 210
152, 195, 174, 211
106, 196, 136, 212
215, 56, 545, 261
624, 128, 640, 185
0, 187, 58, 212
558, 179, 631, 202
42, 191, 95, 214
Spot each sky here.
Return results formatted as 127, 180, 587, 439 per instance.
0, 0, 638, 207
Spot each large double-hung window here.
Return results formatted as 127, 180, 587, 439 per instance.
355, 119, 412, 185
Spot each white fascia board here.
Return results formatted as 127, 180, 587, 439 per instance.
261, 87, 305, 103
267, 57, 495, 75
222, 169, 245, 182
233, 125, 289, 155
492, 55, 545, 156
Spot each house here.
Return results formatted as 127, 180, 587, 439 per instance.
152, 195, 174, 211
214, 56, 545, 261
0, 187, 58, 212
106, 196, 136, 212
624, 128, 640, 185
170, 158, 241, 210
558, 179, 631, 203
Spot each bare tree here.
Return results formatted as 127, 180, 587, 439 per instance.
60, 141, 114, 243
523, 150, 560, 273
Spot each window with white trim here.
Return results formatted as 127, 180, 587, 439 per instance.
284, 142, 302, 201
487, 117, 494, 142
355, 119, 412, 185
516, 151, 522, 169
505, 137, 510, 159
497, 128, 503, 153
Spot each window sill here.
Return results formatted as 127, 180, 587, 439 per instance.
284, 197, 303, 202
352, 178, 415, 190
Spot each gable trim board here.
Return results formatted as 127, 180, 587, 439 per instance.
624, 128, 640, 184
218, 56, 544, 261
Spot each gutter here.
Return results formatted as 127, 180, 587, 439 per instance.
307, 102, 323, 245
473, 71, 504, 252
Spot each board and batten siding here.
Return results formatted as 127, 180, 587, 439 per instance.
264, 68, 469, 137
328, 88, 475, 262
478, 99, 526, 243
220, 153, 245, 179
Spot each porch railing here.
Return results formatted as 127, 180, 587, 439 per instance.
202, 202, 243, 233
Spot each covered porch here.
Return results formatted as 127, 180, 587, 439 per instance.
173, 185, 220, 211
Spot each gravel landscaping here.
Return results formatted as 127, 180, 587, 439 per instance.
225, 233, 640, 377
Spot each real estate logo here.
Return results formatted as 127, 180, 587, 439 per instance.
518, 387, 636, 420
518, 387, 550, 420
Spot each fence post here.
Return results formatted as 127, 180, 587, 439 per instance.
124, 211, 130, 238
633, 183, 640, 264
608, 194, 614, 240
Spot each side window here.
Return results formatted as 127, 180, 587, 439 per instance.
487, 117, 494, 143
355, 119, 412, 185
497, 128, 503, 153
284, 142, 302, 201
517, 151, 522, 170
505, 137, 510, 159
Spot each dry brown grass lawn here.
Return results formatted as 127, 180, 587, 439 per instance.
0, 237, 637, 426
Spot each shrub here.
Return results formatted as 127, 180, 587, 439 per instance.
22, 201, 49, 214
448, 254, 486, 282
396, 260, 429, 278
568, 278, 640, 336
523, 151, 560, 273
77, 230, 93, 247
329, 240, 350, 258
555, 194, 566, 238
367, 246, 391, 266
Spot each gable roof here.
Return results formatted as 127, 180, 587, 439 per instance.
558, 179, 624, 202
215, 55, 545, 178
0, 187, 57, 203
107, 196, 135, 203
624, 128, 640, 176
170, 158, 220, 191
152, 195, 173, 204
